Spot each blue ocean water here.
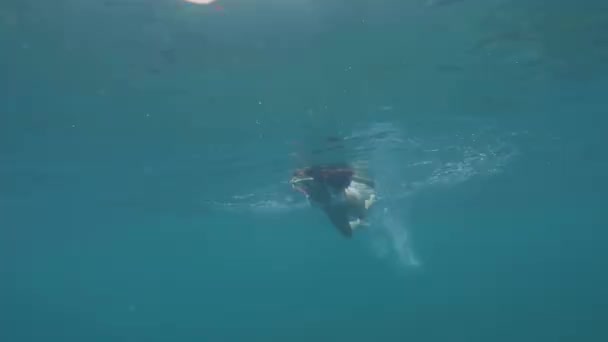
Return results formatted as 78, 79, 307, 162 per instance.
2, 0, 608, 341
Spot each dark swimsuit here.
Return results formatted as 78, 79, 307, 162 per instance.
295, 164, 355, 191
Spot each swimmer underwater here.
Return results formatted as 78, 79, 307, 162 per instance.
290, 164, 377, 238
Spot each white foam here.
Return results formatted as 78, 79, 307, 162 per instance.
356, 121, 518, 269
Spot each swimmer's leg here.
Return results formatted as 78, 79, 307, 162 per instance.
354, 191, 376, 229
324, 206, 353, 238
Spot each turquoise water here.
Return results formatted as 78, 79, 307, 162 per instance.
2, 0, 608, 341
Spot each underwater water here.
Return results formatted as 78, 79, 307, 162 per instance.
2, 0, 608, 341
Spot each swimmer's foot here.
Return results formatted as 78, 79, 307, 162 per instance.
349, 218, 370, 231
365, 194, 376, 210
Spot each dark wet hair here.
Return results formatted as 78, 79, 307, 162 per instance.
294, 164, 354, 191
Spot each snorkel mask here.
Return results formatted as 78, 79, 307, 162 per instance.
290, 175, 314, 197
